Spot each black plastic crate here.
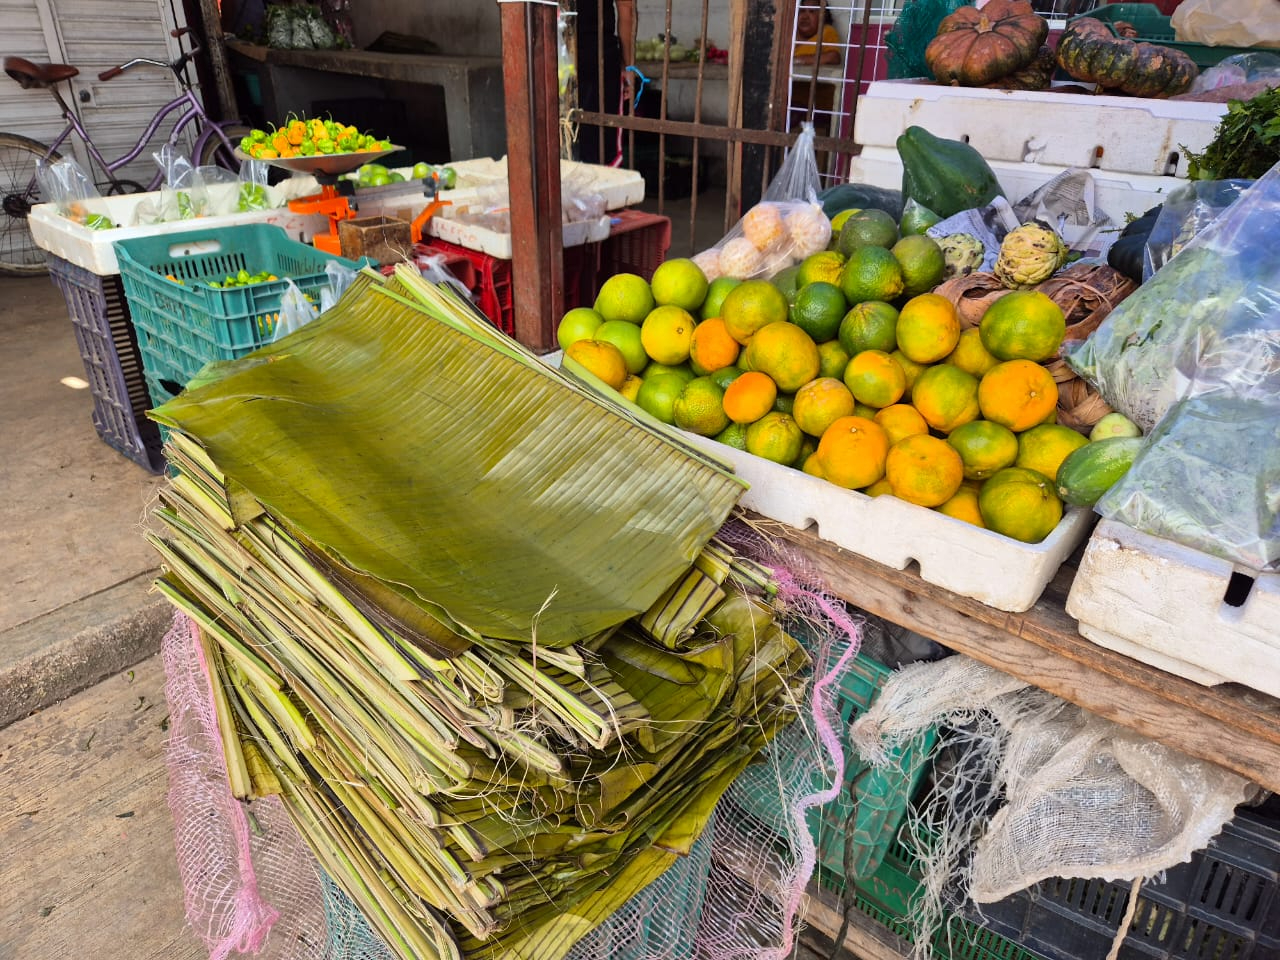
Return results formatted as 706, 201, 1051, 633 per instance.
47, 255, 164, 473
965, 805, 1280, 960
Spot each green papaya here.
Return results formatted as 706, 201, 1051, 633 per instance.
897, 125, 1005, 220
1056, 436, 1144, 507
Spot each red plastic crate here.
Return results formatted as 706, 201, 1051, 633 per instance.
598, 210, 672, 282
416, 238, 597, 337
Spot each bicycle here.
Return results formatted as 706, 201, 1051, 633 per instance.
0, 27, 250, 275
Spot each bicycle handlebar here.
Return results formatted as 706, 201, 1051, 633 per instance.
170, 27, 191, 39
97, 42, 201, 84
98, 65, 123, 81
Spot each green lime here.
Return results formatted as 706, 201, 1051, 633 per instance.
837, 209, 899, 257
709, 365, 745, 390
701, 276, 743, 320
557, 307, 604, 351
839, 246, 906, 305
635, 373, 687, 424
789, 282, 847, 343
595, 319, 649, 374
594, 273, 655, 324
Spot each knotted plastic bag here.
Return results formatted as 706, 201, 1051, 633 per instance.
36, 158, 114, 229
691, 122, 831, 282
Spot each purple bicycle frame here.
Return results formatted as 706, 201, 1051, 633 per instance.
39, 85, 236, 193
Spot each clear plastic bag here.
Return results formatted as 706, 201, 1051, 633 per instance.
416, 252, 475, 301
135, 145, 208, 223
35, 158, 114, 229
1064, 166, 1280, 433
319, 260, 357, 313
1097, 394, 1280, 571
272, 280, 321, 342
690, 122, 830, 281
237, 159, 272, 213
1142, 178, 1252, 280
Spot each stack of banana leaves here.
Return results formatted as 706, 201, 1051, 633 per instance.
147, 265, 811, 960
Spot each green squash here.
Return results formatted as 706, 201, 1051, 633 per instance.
1056, 436, 1144, 507
1056, 17, 1197, 98
896, 125, 1005, 220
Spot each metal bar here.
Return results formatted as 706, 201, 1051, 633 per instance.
689, 0, 713, 255
596, 0, 606, 164
725, 0, 747, 231
575, 110, 858, 154
658, 2, 674, 215
501, 1, 564, 352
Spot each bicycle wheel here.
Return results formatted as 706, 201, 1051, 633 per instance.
0, 133, 60, 276
200, 123, 252, 171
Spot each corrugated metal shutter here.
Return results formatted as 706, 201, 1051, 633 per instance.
1, 0, 196, 186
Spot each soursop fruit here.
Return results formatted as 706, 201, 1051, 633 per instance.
938, 233, 985, 280
995, 221, 1069, 289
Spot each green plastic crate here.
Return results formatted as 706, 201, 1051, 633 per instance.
114, 223, 367, 390
1076, 5, 1258, 70
730, 643, 936, 885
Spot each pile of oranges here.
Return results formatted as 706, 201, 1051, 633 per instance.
561, 250, 1093, 544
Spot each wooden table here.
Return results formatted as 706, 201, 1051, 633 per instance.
749, 516, 1280, 959
756, 516, 1280, 795
225, 41, 506, 161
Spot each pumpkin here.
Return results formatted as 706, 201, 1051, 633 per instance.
925, 0, 1049, 87
984, 45, 1056, 90
1056, 17, 1198, 98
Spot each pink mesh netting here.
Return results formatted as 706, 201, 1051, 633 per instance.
161, 521, 860, 960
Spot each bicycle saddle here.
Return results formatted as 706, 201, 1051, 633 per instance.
4, 56, 79, 89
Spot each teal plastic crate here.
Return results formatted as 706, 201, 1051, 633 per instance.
1077, 5, 1257, 70
730, 643, 936, 886
114, 223, 367, 390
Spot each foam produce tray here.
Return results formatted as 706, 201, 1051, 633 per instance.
1066, 519, 1280, 698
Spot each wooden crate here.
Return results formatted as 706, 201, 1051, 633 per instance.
338, 216, 413, 265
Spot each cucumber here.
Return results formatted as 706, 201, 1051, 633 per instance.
1056, 437, 1144, 507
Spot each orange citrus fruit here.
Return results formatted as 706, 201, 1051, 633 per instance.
979, 466, 1064, 543
722, 370, 778, 424
910, 364, 981, 434
650, 258, 709, 312
565, 339, 628, 390
839, 246, 906, 305
874, 404, 929, 446
896, 293, 961, 364
619, 374, 644, 402
743, 321, 822, 392
947, 420, 1019, 480
838, 300, 899, 356
843, 350, 906, 409
817, 340, 851, 381
1015, 423, 1089, 482
891, 349, 927, 401
979, 290, 1067, 362
721, 279, 789, 345
689, 317, 741, 375
796, 250, 847, 287
594, 273, 655, 324
945, 327, 1000, 378
863, 476, 895, 497
673, 376, 730, 436
746, 411, 805, 465
978, 360, 1059, 432
936, 485, 986, 527
641, 305, 697, 365
885, 434, 964, 507
814, 416, 890, 489
802, 453, 825, 478
793, 377, 857, 437
715, 421, 749, 450
890, 234, 946, 297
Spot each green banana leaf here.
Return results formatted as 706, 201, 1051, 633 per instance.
150, 277, 744, 647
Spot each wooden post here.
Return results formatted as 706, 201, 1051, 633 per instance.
740, 0, 780, 210
192, 0, 239, 121
500, 2, 564, 353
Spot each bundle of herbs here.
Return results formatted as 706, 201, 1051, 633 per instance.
1185, 85, 1280, 181
148, 268, 809, 960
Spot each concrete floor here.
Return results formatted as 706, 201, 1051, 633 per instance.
0, 274, 170, 725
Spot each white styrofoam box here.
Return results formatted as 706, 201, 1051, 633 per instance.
1066, 519, 1280, 696
29, 177, 329, 276
426, 214, 613, 259
682, 432, 1095, 613
849, 147, 1178, 226
436, 157, 646, 211
855, 80, 1226, 178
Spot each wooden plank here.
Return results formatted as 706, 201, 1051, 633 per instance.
0, 655, 206, 960
800, 883, 912, 960
766, 518, 1280, 793
500, 1, 563, 352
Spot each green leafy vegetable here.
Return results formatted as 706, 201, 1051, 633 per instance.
1184, 87, 1280, 181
